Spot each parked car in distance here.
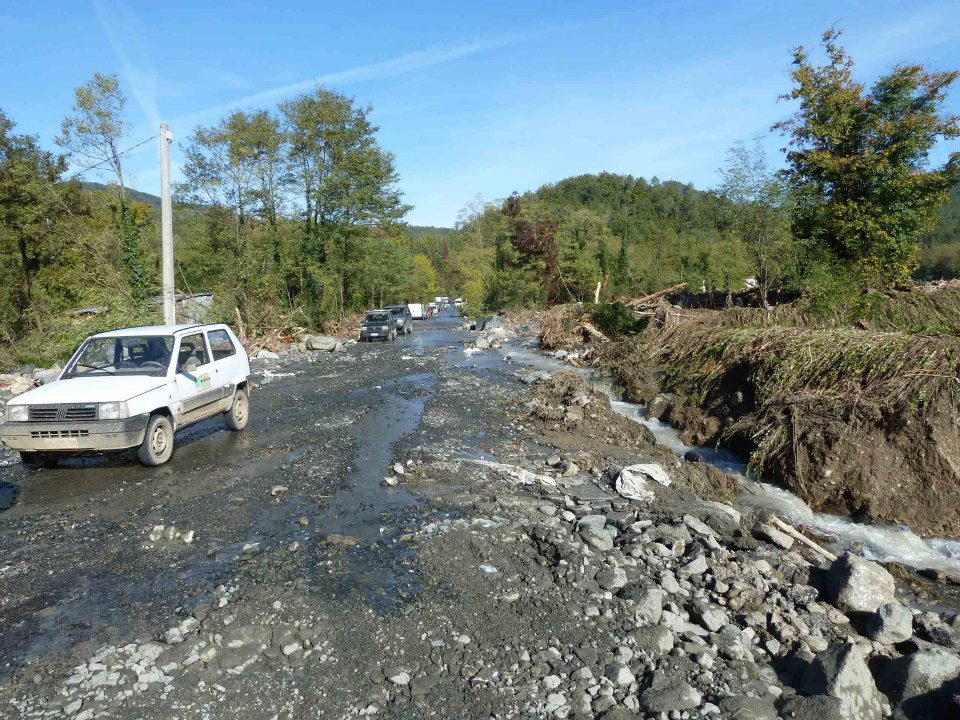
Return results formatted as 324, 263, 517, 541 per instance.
0, 323, 250, 467
359, 310, 397, 342
385, 305, 413, 334
408, 303, 424, 320
454, 298, 464, 308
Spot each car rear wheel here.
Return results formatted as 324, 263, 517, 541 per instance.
20, 451, 58, 469
138, 414, 174, 466
225, 387, 249, 431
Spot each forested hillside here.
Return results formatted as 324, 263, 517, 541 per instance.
920, 182, 960, 278
1, 27, 959, 364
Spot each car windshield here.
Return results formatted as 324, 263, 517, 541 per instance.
388, 307, 405, 315
366, 313, 389, 323
64, 336, 174, 378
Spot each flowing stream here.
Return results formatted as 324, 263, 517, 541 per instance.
500, 344, 960, 575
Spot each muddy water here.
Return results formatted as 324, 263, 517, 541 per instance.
498, 343, 960, 576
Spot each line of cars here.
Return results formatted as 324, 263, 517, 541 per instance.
357, 297, 462, 342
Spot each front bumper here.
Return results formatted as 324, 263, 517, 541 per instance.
0, 414, 150, 453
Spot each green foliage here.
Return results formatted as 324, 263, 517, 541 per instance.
587, 302, 647, 336
777, 29, 960, 288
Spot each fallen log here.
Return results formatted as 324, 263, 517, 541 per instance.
625, 282, 688, 308
770, 516, 837, 562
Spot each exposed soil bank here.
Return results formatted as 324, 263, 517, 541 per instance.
538, 303, 960, 539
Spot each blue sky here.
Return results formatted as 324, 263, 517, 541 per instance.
2, 0, 959, 226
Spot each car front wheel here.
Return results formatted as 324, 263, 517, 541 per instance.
138, 414, 174, 466
225, 387, 249, 431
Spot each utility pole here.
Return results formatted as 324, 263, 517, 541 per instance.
159, 123, 176, 325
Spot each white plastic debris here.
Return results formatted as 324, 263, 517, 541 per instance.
463, 347, 483, 356
467, 459, 557, 488
479, 564, 500, 574
615, 463, 670, 501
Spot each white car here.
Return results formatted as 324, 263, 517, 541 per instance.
0, 323, 250, 467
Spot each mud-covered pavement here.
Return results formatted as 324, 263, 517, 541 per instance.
3, 312, 960, 719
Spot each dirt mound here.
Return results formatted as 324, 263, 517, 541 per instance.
525, 371, 660, 456
524, 371, 739, 503
624, 321, 960, 538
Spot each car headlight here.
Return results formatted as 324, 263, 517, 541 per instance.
98, 401, 129, 420
5, 405, 28, 422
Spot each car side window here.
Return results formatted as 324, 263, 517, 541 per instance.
207, 329, 236, 361
177, 333, 209, 372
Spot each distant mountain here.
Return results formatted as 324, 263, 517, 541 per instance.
81, 181, 162, 209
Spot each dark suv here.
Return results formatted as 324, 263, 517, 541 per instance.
359, 310, 397, 342
385, 305, 413, 335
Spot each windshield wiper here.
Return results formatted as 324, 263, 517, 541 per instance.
74, 363, 116, 375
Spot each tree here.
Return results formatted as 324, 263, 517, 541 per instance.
408, 254, 439, 302
58, 73, 146, 302
280, 88, 409, 313
719, 138, 792, 306
776, 29, 960, 288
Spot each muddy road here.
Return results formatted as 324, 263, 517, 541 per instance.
0, 313, 509, 671
3, 311, 960, 719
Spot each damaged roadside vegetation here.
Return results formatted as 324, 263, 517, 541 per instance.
537, 287, 960, 539
1, 313, 960, 720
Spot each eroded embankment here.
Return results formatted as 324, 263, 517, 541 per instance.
538, 301, 960, 538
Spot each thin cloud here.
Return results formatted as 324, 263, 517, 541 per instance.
90, 0, 161, 129
172, 31, 539, 129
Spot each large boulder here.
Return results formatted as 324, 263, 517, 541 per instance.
799, 642, 884, 720
878, 647, 960, 719
639, 674, 701, 713
867, 602, 914, 645
305, 335, 339, 352
34, 365, 62, 385
821, 553, 895, 613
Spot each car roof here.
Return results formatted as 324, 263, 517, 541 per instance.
89, 323, 228, 338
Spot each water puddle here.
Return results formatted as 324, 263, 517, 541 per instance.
498, 342, 960, 575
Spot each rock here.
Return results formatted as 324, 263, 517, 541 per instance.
683, 449, 705, 463
620, 580, 664, 624
878, 647, 960, 719
799, 642, 884, 720
867, 602, 913, 645
779, 695, 845, 720
181, 530, 195, 544
754, 522, 795, 550
679, 554, 709, 578
646, 393, 676, 420
640, 674, 702, 713
914, 611, 956, 648
256, 349, 280, 360
388, 670, 411, 685
693, 604, 729, 633
717, 695, 778, 720
607, 664, 635, 687
392, 462, 405, 476
270, 485, 289, 497
323, 534, 359, 548
577, 514, 607, 531
595, 566, 628, 591
34, 366, 62, 385
305, 335, 338, 351
821, 553, 895, 614
631, 625, 674, 656
579, 526, 613, 552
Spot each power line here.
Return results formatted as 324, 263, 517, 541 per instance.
64, 134, 159, 182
